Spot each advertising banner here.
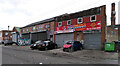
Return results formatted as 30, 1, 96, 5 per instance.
55, 21, 101, 34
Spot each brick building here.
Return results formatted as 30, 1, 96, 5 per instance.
54, 5, 106, 50
20, 18, 55, 43
106, 27, 118, 42
106, 3, 119, 43
20, 2, 119, 50
0, 30, 12, 41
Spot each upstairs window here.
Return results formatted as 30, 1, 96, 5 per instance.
22, 29, 24, 32
26, 29, 29, 32
111, 31, 113, 37
32, 27, 36, 31
90, 15, 96, 22
58, 22, 62, 27
67, 20, 71, 25
5, 32, 8, 36
115, 32, 117, 36
78, 18, 83, 24
45, 24, 50, 28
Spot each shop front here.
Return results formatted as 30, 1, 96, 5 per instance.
55, 21, 101, 49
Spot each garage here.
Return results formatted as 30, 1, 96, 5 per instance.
84, 32, 101, 50
55, 33, 74, 47
31, 31, 47, 43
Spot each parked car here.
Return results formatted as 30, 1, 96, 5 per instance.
4, 40, 17, 46
63, 41, 82, 52
0, 41, 5, 44
38, 41, 58, 50
30, 40, 44, 50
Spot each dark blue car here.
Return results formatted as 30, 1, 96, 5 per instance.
63, 41, 83, 52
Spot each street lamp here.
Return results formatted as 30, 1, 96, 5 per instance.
8, 26, 9, 40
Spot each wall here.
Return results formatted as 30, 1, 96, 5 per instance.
0, 30, 12, 41
100, 5, 106, 50
106, 27, 118, 42
56, 15, 101, 27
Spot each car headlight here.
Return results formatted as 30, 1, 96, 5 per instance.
34, 44, 36, 46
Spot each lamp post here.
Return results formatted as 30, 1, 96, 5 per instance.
8, 26, 9, 40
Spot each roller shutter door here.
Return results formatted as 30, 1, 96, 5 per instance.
84, 33, 101, 50
31, 32, 47, 43
55, 33, 74, 47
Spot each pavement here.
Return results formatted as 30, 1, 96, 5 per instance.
2, 45, 119, 64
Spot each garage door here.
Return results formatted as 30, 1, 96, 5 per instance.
31, 32, 47, 43
55, 33, 74, 47
84, 33, 101, 50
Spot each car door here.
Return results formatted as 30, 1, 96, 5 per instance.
73, 41, 78, 48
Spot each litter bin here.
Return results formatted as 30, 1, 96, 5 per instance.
104, 42, 115, 51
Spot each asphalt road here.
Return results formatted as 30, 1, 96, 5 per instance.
2, 45, 86, 64
2, 45, 119, 65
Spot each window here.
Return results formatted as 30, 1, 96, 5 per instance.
111, 31, 113, 37
26, 29, 29, 32
67, 20, 71, 25
58, 22, 62, 27
107, 30, 109, 34
5, 32, 8, 36
0, 33, 2, 37
22, 29, 24, 32
32, 27, 36, 30
90, 15, 96, 22
45, 24, 50, 28
115, 32, 116, 36
78, 18, 82, 24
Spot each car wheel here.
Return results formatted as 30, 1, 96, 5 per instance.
4, 44, 6, 46
31, 48, 34, 50
54, 45, 58, 49
79, 47, 82, 50
45, 47, 48, 50
63, 49, 65, 52
68, 47, 73, 52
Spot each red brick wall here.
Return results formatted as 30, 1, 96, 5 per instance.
100, 5, 106, 50
56, 14, 101, 27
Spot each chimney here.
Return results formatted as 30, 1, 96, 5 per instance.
111, 3, 116, 26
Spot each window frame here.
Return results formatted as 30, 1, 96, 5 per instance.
67, 20, 71, 25
78, 18, 83, 24
90, 15, 96, 22
26, 29, 29, 32
22, 29, 24, 32
58, 22, 62, 27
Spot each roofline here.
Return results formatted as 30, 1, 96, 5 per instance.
21, 17, 55, 29
21, 5, 106, 29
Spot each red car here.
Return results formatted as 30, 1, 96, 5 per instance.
63, 41, 82, 52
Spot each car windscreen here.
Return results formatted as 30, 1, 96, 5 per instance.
35, 41, 42, 44
65, 41, 72, 45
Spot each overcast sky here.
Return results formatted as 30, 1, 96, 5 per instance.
0, 0, 119, 30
